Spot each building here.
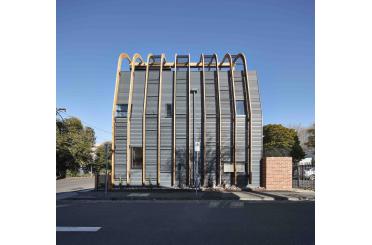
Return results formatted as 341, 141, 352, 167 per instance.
111, 53, 263, 188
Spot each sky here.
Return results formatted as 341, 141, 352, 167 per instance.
57, 0, 314, 144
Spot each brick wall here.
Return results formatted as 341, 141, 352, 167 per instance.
262, 157, 292, 191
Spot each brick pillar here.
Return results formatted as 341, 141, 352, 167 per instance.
262, 157, 292, 191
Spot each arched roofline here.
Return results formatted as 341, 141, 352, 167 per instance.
220, 53, 233, 67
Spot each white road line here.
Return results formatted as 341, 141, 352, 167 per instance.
128, 193, 150, 197
56, 204, 70, 208
230, 201, 244, 208
208, 201, 220, 208
56, 227, 102, 232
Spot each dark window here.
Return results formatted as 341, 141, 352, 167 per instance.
166, 104, 172, 117
236, 100, 246, 116
116, 104, 128, 117
131, 147, 142, 169
116, 104, 133, 117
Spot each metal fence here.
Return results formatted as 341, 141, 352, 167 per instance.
293, 164, 315, 190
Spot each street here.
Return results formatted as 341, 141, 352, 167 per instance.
57, 200, 314, 245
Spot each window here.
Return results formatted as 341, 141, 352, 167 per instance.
166, 104, 172, 117
116, 104, 132, 117
116, 104, 128, 117
236, 100, 246, 116
131, 147, 143, 169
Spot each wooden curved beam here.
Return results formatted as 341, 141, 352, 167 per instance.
213, 53, 222, 186
126, 53, 144, 185
112, 53, 131, 184
200, 54, 207, 186
220, 53, 237, 186
172, 53, 177, 186
157, 54, 166, 186
233, 53, 253, 184
187, 54, 191, 186
142, 53, 153, 185
132, 53, 145, 64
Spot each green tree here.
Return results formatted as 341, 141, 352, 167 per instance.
56, 117, 96, 177
93, 141, 112, 173
263, 124, 305, 162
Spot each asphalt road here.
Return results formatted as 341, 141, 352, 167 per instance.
57, 200, 314, 245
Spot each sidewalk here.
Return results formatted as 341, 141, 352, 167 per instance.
57, 188, 314, 201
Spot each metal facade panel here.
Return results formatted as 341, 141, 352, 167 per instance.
219, 71, 233, 177
204, 71, 218, 185
248, 71, 263, 186
130, 71, 145, 146
144, 70, 161, 185
233, 71, 248, 176
175, 71, 188, 187
189, 71, 203, 185
117, 72, 131, 104
114, 72, 131, 183
160, 71, 173, 186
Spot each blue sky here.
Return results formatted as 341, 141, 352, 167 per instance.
57, 0, 314, 144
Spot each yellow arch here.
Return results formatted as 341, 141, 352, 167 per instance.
112, 53, 131, 184
157, 54, 166, 186
142, 53, 154, 185
220, 53, 237, 186
212, 53, 222, 186
233, 53, 253, 184
172, 53, 178, 186
125, 53, 144, 184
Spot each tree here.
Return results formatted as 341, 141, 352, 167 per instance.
305, 123, 315, 149
93, 141, 112, 173
56, 117, 96, 177
290, 135, 306, 163
263, 124, 305, 162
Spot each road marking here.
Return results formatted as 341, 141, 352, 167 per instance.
56, 204, 70, 208
56, 227, 102, 232
230, 201, 244, 208
208, 201, 220, 208
128, 193, 150, 197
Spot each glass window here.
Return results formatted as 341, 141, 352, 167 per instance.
116, 104, 132, 117
166, 104, 172, 117
131, 147, 143, 169
116, 104, 128, 117
236, 100, 246, 116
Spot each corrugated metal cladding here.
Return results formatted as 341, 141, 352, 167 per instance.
113, 55, 263, 188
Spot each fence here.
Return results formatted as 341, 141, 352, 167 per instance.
292, 163, 315, 190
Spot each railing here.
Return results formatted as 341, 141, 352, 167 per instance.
292, 163, 315, 190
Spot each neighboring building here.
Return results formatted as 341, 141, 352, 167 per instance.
111, 53, 263, 188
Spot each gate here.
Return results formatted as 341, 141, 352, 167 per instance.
293, 163, 315, 190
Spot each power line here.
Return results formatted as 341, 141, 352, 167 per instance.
61, 112, 112, 135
